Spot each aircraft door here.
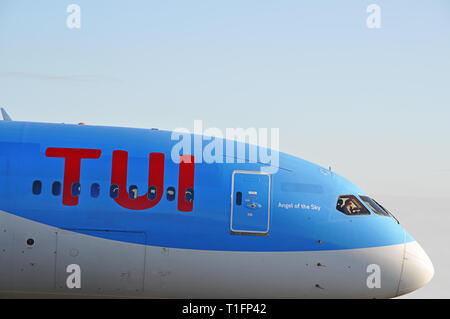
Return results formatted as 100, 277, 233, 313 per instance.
230, 171, 271, 235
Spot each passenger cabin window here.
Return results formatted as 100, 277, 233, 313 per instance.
166, 187, 176, 201
110, 184, 119, 199
91, 183, 100, 198
71, 182, 81, 197
148, 186, 157, 200
185, 188, 194, 203
336, 195, 370, 215
32, 180, 42, 195
52, 181, 62, 196
129, 185, 138, 200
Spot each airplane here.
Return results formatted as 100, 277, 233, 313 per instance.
0, 108, 433, 298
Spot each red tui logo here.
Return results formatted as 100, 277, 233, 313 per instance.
45, 147, 194, 211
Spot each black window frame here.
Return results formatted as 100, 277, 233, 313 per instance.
236, 191, 242, 206
185, 188, 194, 203
360, 196, 400, 224
336, 195, 371, 216
129, 185, 138, 200
52, 181, 62, 196
32, 180, 42, 195
110, 184, 120, 199
90, 183, 101, 198
148, 186, 157, 200
359, 195, 390, 217
71, 182, 81, 197
166, 187, 176, 201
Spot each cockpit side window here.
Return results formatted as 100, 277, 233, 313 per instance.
374, 199, 400, 224
336, 195, 370, 215
359, 195, 390, 217
360, 196, 400, 223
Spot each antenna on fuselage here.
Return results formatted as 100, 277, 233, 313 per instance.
1, 108, 12, 121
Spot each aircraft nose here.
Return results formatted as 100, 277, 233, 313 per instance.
397, 241, 434, 296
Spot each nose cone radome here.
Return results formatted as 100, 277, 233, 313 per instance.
397, 241, 434, 296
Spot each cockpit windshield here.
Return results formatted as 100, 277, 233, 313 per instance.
336, 195, 370, 215
359, 196, 389, 216
359, 196, 400, 223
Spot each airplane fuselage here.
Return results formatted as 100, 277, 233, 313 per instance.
0, 120, 433, 298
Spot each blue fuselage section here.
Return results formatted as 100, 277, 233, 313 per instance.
0, 121, 412, 251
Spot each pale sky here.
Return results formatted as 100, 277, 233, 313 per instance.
0, 0, 449, 298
